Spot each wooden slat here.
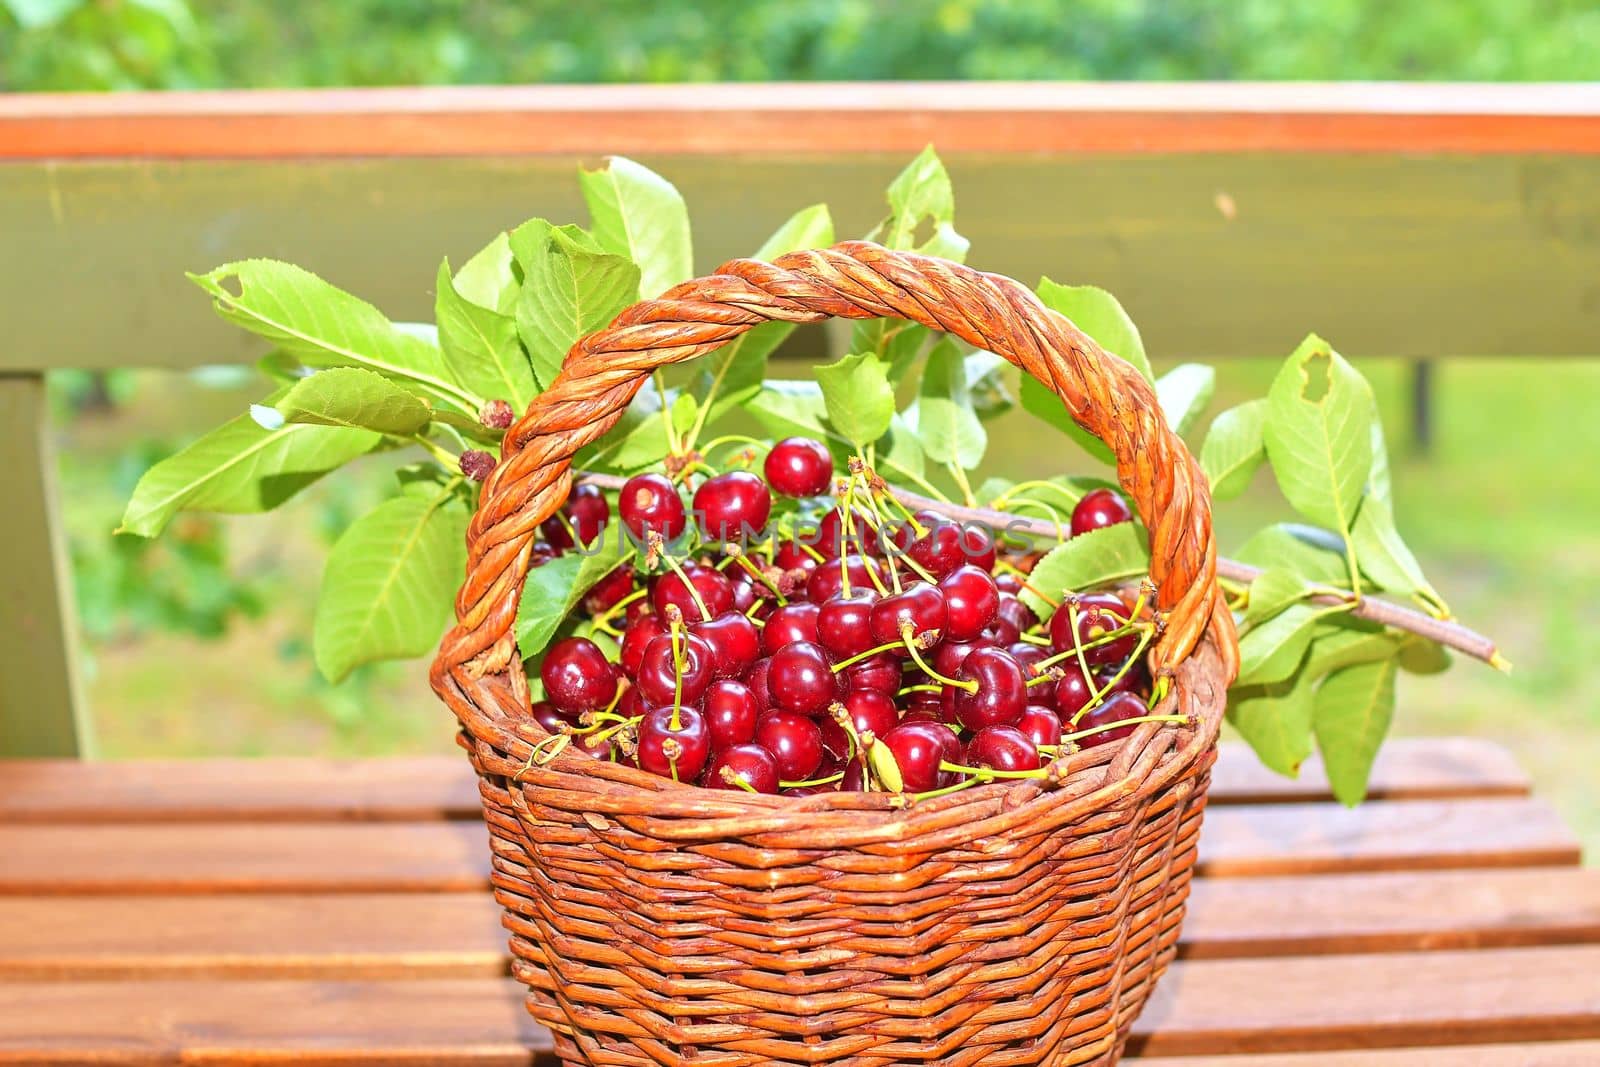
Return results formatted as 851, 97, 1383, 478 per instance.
0, 797, 1577, 895
0, 375, 90, 757
3, 869, 1597, 981
0, 738, 1530, 823
4, 84, 1599, 159
5, 153, 1600, 374
1130, 1042, 1600, 1065
3, 948, 1598, 1063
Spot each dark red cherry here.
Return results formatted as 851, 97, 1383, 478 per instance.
583, 563, 635, 617
869, 582, 948, 649
618, 472, 685, 541
764, 436, 834, 498
762, 602, 821, 653
839, 688, 898, 742
693, 471, 772, 543
843, 651, 902, 695
704, 743, 780, 793
565, 483, 610, 546
623, 598, 654, 626
806, 553, 881, 603
996, 573, 1024, 596
938, 565, 1000, 643
817, 591, 880, 660
933, 639, 994, 679
619, 613, 665, 678
997, 595, 1039, 634
773, 538, 818, 576
1073, 690, 1148, 748
745, 658, 773, 715
815, 507, 881, 558
765, 640, 836, 716
757, 711, 824, 781
906, 511, 996, 578
840, 758, 869, 792
651, 563, 734, 624
635, 631, 715, 706
703, 679, 760, 751
880, 721, 961, 793
945, 646, 1027, 730
1048, 592, 1138, 666
1071, 487, 1134, 537
1054, 664, 1098, 723
1096, 661, 1151, 701
529, 540, 560, 566
818, 715, 851, 762
899, 704, 946, 727
637, 705, 710, 780
1016, 704, 1063, 751
965, 724, 1041, 774
540, 637, 619, 715
729, 575, 759, 615
691, 611, 761, 679
529, 700, 572, 735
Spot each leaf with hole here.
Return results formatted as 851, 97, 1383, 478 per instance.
1263, 334, 1374, 535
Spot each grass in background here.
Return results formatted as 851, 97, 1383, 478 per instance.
56, 355, 1599, 857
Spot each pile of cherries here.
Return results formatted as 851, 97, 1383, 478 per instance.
526, 436, 1161, 797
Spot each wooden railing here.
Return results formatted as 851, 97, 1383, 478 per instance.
3, 83, 1598, 755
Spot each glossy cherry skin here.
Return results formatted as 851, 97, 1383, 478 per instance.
806, 553, 881, 603
939, 565, 1000, 643
618, 472, 686, 541
1096, 661, 1151, 701
880, 721, 962, 793
651, 563, 735, 624
765, 640, 836, 716
869, 582, 948, 649
840, 758, 870, 792
564, 483, 611, 546
582, 563, 635, 617
899, 704, 946, 727
997, 595, 1039, 634
933, 638, 994, 679
996, 573, 1024, 596
693, 471, 772, 543
702, 679, 760, 751
1047, 592, 1139, 666
637, 705, 710, 780
729, 575, 760, 615
964, 724, 1041, 774
691, 611, 761, 679
1053, 664, 1098, 723
1016, 704, 1063, 751
815, 506, 881, 558
945, 646, 1027, 730
634, 631, 716, 706
843, 652, 902, 695
529, 700, 572, 735
704, 743, 780, 793
1072, 690, 1147, 748
757, 711, 824, 782
762, 602, 821, 653
839, 688, 899, 742
1071, 487, 1134, 537
906, 510, 996, 578
619, 613, 665, 679
540, 637, 619, 715
764, 436, 834, 497
529, 540, 561, 567
816, 591, 880, 660
745, 658, 773, 714
773, 538, 818, 577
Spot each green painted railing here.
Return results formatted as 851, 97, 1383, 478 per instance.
3, 83, 1597, 755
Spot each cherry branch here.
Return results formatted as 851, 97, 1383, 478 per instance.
575, 472, 1505, 669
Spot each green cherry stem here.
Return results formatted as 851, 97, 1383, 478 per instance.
1062, 714, 1189, 744
901, 626, 976, 692
830, 640, 906, 673
938, 760, 1052, 781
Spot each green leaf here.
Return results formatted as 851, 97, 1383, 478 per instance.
583, 389, 697, 474
516, 223, 641, 391
1154, 363, 1216, 438
909, 337, 986, 469
880, 413, 928, 481
1017, 523, 1151, 619
691, 204, 835, 425
1227, 674, 1315, 778
435, 258, 537, 412
256, 350, 305, 385
965, 351, 1014, 419
189, 260, 474, 415
1245, 567, 1317, 626
1236, 603, 1324, 687
815, 353, 895, 449
1200, 399, 1268, 500
1313, 658, 1399, 806
312, 486, 469, 683
453, 231, 518, 315
1036, 278, 1155, 383
880, 146, 960, 251
119, 398, 379, 538
579, 156, 693, 299
1397, 637, 1452, 675
274, 367, 432, 435
515, 538, 631, 657
1303, 620, 1401, 677
850, 319, 931, 379
1351, 495, 1442, 604
1263, 335, 1374, 535
1236, 523, 1351, 588
1369, 414, 1394, 507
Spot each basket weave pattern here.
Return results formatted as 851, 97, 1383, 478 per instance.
432, 243, 1240, 1065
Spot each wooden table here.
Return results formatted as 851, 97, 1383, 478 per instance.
1, 738, 1596, 1065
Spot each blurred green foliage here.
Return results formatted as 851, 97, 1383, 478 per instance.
5, 0, 1599, 91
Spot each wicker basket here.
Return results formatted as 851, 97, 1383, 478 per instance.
432, 242, 1241, 1066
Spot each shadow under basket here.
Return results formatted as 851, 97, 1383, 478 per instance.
433, 241, 1240, 1066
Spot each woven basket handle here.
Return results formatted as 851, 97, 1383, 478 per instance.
435, 242, 1233, 690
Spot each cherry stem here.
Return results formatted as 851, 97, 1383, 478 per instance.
652, 536, 712, 623
719, 765, 759, 793
668, 621, 685, 731
898, 683, 943, 696
1025, 671, 1059, 688
730, 551, 787, 604
939, 760, 1051, 781
830, 640, 905, 673
780, 769, 847, 789
901, 627, 976, 692
1033, 621, 1150, 673
1061, 713, 1189, 743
